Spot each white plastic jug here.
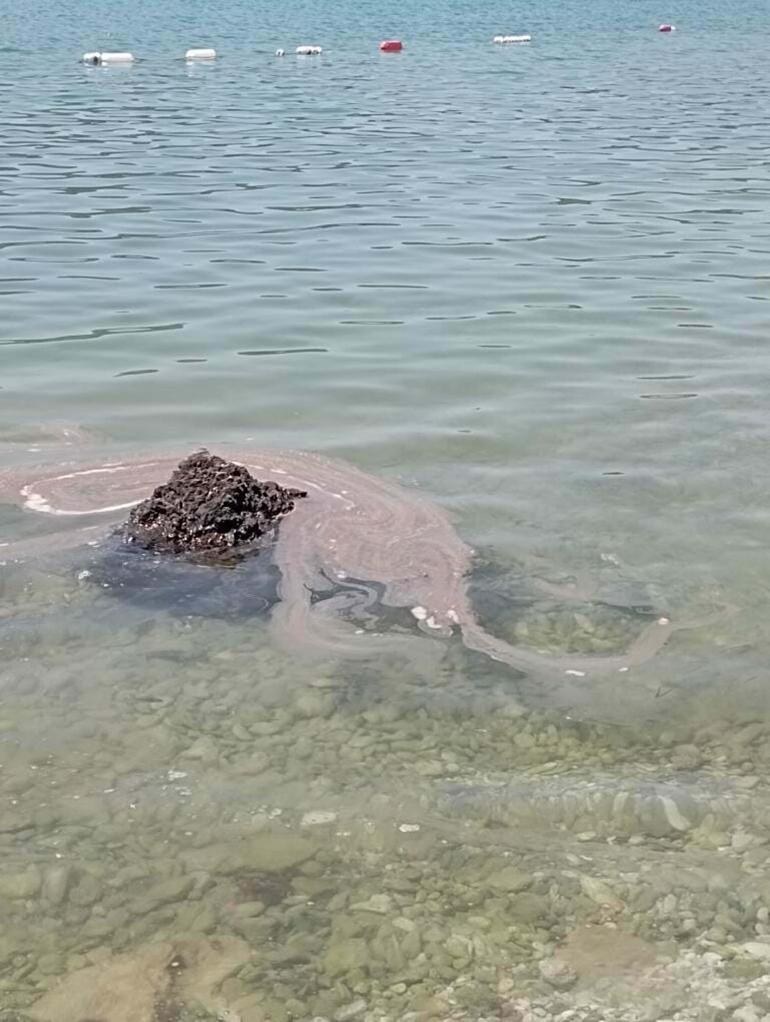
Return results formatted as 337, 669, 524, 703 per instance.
82, 51, 135, 65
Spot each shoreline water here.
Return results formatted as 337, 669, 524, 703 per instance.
4, 0, 770, 1015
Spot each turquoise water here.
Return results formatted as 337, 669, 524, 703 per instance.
4, 2, 770, 1019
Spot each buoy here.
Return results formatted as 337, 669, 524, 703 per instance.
658, 23, 675, 32
296, 45, 322, 55
185, 48, 216, 60
82, 51, 135, 65
379, 40, 403, 52
276, 48, 286, 56
493, 34, 531, 44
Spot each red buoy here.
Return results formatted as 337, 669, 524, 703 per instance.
379, 40, 403, 52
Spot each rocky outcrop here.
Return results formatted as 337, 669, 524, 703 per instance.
123, 450, 305, 555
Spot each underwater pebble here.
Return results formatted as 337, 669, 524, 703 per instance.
538, 956, 578, 990
351, 893, 393, 914
578, 874, 624, 911
301, 810, 338, 827
334, 999, 367, 1021
741, 942, 770, 961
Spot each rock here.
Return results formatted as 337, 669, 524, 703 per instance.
446, 934, 474, 960
233, 901, 265, 918
229, 992, 267, 1022
41, 865, 71, 906
134, 875, 194, 914
301, 810, 338, 827
323, 938, 370, 978
510, 893, 549, 925
174, 936, 254, 1016
183, 833, 316, 875
538, 956, 578, 990
671, 744, 703, 770
68, 872, 102, 907
513, 733, 535, 750
29, 936, 256, 1022
741, 943, 770, 961
334, 999, 367, 1021
181, 735, 219, 762
29, 943, 174, 1022
232, 751, 270, 776
123, 450, 306, 554
578, 874, 624, 912
0, 866, 41, 900
486, 866, 531, 893
351, 894, 393, 914
293, 691, 335, 719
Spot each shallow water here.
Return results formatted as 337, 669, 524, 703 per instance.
3, 0, 770, 1018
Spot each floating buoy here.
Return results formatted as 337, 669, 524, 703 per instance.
658, 23, 675, 32
276, 48, 286, 56
82, 51, 135, 65
185, 48, 216, 60
296, 45, 322, 55
379, 39, 403, 52
493, 34, 531, 44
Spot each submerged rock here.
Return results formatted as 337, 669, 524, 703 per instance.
28, 938, 255, 1022
91, 534, 282, 618
123, 449, 306, 555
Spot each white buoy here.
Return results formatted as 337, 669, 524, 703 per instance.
296, 45, 322, 55
82, 51, 135, 65
493, 34, 531, 44
276, 48, 286, 56
185, 47, 216, 60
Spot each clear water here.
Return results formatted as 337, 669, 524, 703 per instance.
3, 1, 770, 1019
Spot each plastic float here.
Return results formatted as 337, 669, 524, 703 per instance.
185, 48, 216, 60
296, 45, 322, 55
276, 48, 286, 56
82, 51, 135, 65
658, 23, 675, 32
493, 34, 531, 44
379, 39, 403, 52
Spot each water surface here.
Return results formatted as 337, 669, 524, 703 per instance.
3, 0, 770, 1018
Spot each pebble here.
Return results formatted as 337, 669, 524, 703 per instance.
334, 999, 367, 1021
742, 943, 770, 961
301, 810, 338, 827
578, 874, 624, 911
351, 893, 392, 914
41, 865, 71, 906
538, 956, 578, 990
486, 866, 531, 893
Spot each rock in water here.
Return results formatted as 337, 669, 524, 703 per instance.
123, 450, 306, 555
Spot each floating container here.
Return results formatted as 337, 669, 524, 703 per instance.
296, 45, 322, 55
185, 47, 216, 60
379, 39, 403, 52
493, 34, 531, 44
658, 23, 675, 31
82, 51, 135, 65
276, 48, 286, 56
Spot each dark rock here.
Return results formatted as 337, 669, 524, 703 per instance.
123, 450, 306, 556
